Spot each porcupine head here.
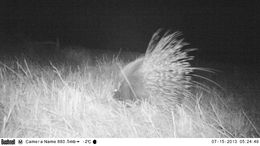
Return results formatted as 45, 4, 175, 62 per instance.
113, 57, 149, 102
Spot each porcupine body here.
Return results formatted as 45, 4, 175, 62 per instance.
113, 29, 196, 109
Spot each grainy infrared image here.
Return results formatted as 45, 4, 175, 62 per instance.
0, 0, 259, 138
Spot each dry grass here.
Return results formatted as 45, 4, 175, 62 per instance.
0, 51, 259, 138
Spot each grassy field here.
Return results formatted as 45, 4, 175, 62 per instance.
0, 44, 259, 138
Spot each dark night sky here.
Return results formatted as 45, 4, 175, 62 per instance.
0, 0, 259, 64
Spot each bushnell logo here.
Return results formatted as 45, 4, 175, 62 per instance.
1, 139, 15, 145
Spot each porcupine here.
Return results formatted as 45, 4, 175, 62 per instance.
113, 29, 198, 110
